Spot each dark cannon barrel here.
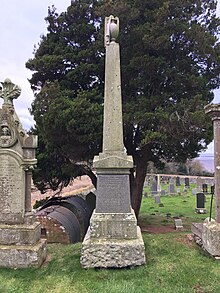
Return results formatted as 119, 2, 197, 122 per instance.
37, 194, 94, 243
48, 206, 81, 243
36, 205, 81, 243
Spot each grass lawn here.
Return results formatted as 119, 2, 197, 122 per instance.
0, 185, 218, 293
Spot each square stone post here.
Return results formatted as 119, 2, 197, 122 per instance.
202, 104, 220, 256
80, 16, 145, 268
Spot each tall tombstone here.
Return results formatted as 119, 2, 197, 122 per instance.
184, 177, 190, 188
202, 104, 220, 256
0, 79, 47, 268
168, 178, 175, 195
196, 177, 203, 191
202, 183, 208, 194
80, 16, 145, 268
157, 174, 161, 192
151, 178, 158, 196
196, 193, 206, 214
176, 176, 181, 186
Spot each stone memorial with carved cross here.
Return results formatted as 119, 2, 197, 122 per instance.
0, 79, 47, 268
80, 16, 145, 268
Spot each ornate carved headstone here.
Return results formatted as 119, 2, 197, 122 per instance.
0, 79, 47, 268
80, 16, 145, 268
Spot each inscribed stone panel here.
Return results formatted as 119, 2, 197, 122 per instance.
0, 154, 24, 214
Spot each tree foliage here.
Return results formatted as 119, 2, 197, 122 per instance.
26, 0, 220, 215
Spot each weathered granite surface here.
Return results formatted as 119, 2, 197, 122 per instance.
202, 221, 220, 256
89, 209, 138, 239
81, 227, 145, 268
0, 239, 47, 268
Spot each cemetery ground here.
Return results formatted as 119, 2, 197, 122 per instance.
0, 183, 220, 292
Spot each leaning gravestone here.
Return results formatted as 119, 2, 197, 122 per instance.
0, 79, 47, 268
80, 16, 145, 268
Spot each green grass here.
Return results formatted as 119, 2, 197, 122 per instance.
0, 185, 218, 293
0, 235, 219, 293
140, 184, 215, 230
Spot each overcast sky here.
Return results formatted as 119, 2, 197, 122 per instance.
0, 0, 219, 153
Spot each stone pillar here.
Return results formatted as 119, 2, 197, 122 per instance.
202, 104, 220, 257
205, 104, 220, 222
80, 16, 145, 268
25, 168, 33, 213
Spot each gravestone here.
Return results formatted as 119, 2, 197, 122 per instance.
161, 190, 166, 196
80, 16, 145, 268
202, 183, 208, 194
192, 188, 197, 196
144, 181, 148, 188
176, 176, 181, 186
185, 177, 190, 188
154, 196, 161, 204
151, 179, 158, 196
174, 219, 183, 230
144, 191, 148, 198
196, 193, 206, 214
0, 79, 47, 268
157, 174, 161, 192
168, 179, 175, 195
196, 177, 203, 191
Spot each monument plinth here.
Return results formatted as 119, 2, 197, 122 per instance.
201, 104, 220, 256
80, 16, 145, 268
0, 79, 47, 268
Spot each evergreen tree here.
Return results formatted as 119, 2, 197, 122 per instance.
26, 0, 220, 216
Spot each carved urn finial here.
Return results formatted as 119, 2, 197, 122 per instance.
105, 15, 119, 46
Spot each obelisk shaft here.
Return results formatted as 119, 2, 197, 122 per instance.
103, 42, 124, 154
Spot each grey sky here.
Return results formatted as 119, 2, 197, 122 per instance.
0, 0, 219, 153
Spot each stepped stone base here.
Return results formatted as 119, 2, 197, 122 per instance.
0, 222, 41, 245
202, 221, 220, 256
80, 227, 145, 268
90, 209, 138, 239
0, 239, 47, 268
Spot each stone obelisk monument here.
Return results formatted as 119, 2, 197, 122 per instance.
0, 79, 47, 268
80, 16, 145, 268
202, 104, 220, 256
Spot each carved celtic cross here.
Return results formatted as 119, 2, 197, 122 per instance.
0, 78, 21, 106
